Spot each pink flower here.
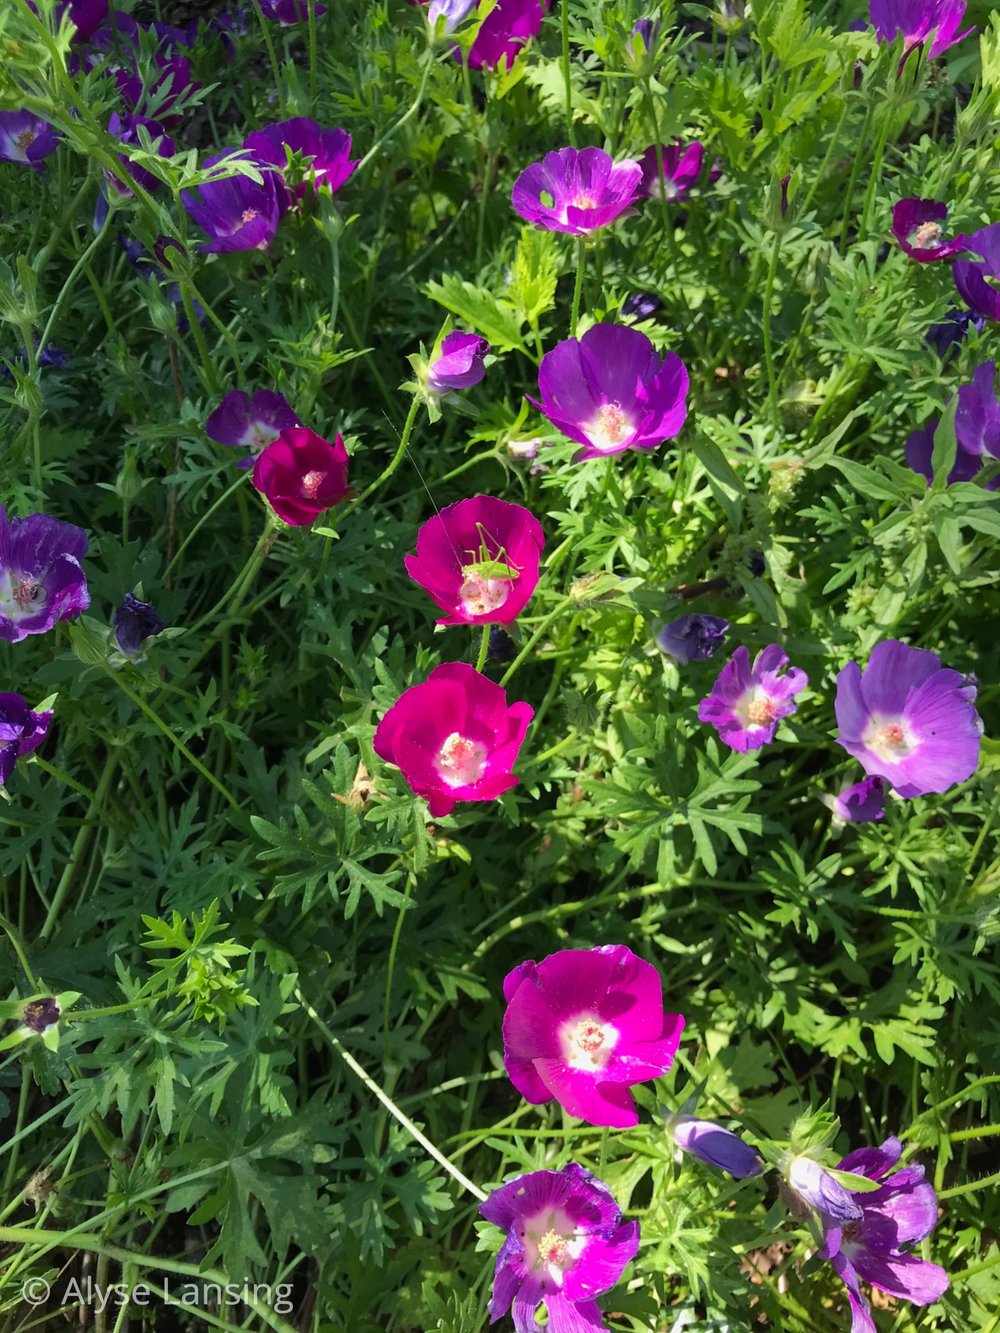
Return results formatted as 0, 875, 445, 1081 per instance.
502, 945, 685, 1128
373, 662, 533, 818
251, 427, 350, 525
404, 496, 544, 626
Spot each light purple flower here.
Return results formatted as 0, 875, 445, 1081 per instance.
905, 361, 1000, 489
242, 119, 356, 204
821, 1137, 949, 1333
786, 1156, 864, 1224
206, 389, 299, 467
835, 640, 982, 798
892, 199, 969, 262
671, 1117, 762, 1179
427, 0, 476, 32
637, 140, 704, 203
0, 111, 61, 171
953, 222, 1000, 322
113, 593, 165, 656
831, 776, 886, 824
0, 694, 53, 786
530, 324, 689, 460
512, 147, 642, 237
0, 507, 90, 644
479, 1162, 639, 1333
698, 644, 808, 752
258, 0, 327, 22
180, 151, 284, 252
869, 0, 972, 60
427, 331, 490, 394
656, 613, 729, 665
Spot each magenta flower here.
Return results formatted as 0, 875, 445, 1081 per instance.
206, 389, 299, 467
0, 508, 90, 644
426, 331, 490, 394
252, 427, 350, 526
405, 496, 544, 626
0, 694, 53, 787
531, 324, 689, 460
637, 140, 704, 202
258, 0, 327, 22
512, 147, 642, 236
830, 776, 886, 824
113, 594, 165, 656
698, 644, 808, 753
953, 222, 1000, 322
180, 151, 284, 253
821, 1137, 949, 1333
835, 640, 981, 798
467, 0, 549, 71
479, 1162, 639, 1333
0, 111, 61, 171
905, 361, 1000, 489
870, 0, 972, 60
502, 945, 685, 1128
243, 119, 356, 204
671, 1117, 762, 1179
373, 663, 533, 818
891, 198, 969, 262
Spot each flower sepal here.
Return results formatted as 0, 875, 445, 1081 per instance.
0, 990, 81, 1053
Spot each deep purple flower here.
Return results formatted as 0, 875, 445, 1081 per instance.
206, 389, 299, 467
512, 147, 642, 237
631, 17, 659, 50
19, 996, 60, 1032
58, 0, 108, 40
891, 199, 969, 263
835, 640, 982, 798
637, 140, 704, 203
785, 1156, 864, 1224
531, 324, 689, 460
622, 292, 660, 320
427, 331, 490, 394
0, 344, 69, 382
926, 307, 985, 360
657, 613, 729, 665
242, 119, 356, 204
181, 152, 284, 253
953, 223, 1000, 322
698, 644, 808, 752
831, 776, 886, 824
114, 54, 199, 124
905, 361, 1000, 489
671, 1117, 762, 1179
104, 113, 175, 197
113, 593, 165, 656
479, 1162, 639, 1333
257, 0, 327, 22
466, 0, 548, 71
0, 694, 53, 786
0, 111, 61, 171
821, 1137, 949, 1333
0, 508, 90, 644
870, 0, 972, 60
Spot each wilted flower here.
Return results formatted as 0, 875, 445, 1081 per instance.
670, 1117, 762, 1179
784, 1155, 864, 1223
426, 331, 490, 394
953, 223, 1000, 322
905, 361, 1000, 488
373, 662, 533, 818
829, 776, 886, 824
258, 0, 327, 21
466, 0, 549, 71
502, 944, 685, 1128
0, 694, 53, 786
0, 507, 90, 644
891, 199, 969, 263
479, 1163, 639, 1333
113, 593, 165, 656
698, 644, 808, 752
821, 1137, 949, 1333
243, 119, 356, 204
512, 147, 642, 236
18, 996, 61, 1033
252, 427, 350, 525
835, 639, 981, 798
869, 0, 972, 61
180, 151, 284, 253
0, 111, 61, 171
637, 140, 704, 202
657, 613, 729, 664
926, 307, 985, 360
531, 323, 689, 460
404, 495, 544, 626
206, 389, 299, 467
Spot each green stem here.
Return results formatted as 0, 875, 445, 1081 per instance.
161, 474, 248, 585
355, 52, 434, 176
383, 873, 414, 1058
188, 515, 279, 635
762, 226, 783, 428
561, 0, 575, 145
570, 236, 586, 336
37, 209, 112, 362
308, 0, 319, 106
938, 1168, 1000, 1201
948, 1124, 1000, 1143
249, 0, 285, 113
499, 596, 575, 687
349, 393, 422, 511
39, 757, 117, 941
475, 624, 491, 672
0, 915, 37, 989
839, 99, 875, 252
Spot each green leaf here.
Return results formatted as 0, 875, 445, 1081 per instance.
423, 274, 527, 353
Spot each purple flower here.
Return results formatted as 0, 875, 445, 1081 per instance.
242, 119, 356, 204
671, 1117, 762, 1179
427, 331, 490, 394
114, 54, 199, 124
637, 140, 704, 203
466, 0, 548, 71
0, 508, 90, 644
104, 113, 175, 197
180, 151, 284, 253
869, 0, 972, 60
479, 1162, 639, 1333
622, 292, 660, 320
631, 17, 659, 50
821, 1137, 949, 1333
531, 324, 689, 460
19, 996, 61, 1032
0, 111, 61, 171
512, 147, 642, 237
657, 613, 729, 665
892, 199, 969, 263
427, 0, 477, 32
926, 307, 985, 360
113, 593, 165, 656
785, 1156, 864, 1224
905, 361, 1000, 489
835, 639, 982, 798
257, 0, 327, 22
831, 776, 886, 824
0, 344, 69, 382
0, 694, 53, 786
698, 644, 808, 752
953, 222, 1000, 322
206, 389, 299, 467
59, 0, 108, 40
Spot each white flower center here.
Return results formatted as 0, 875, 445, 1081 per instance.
300, 469, 327, 498
737, 689, 781, 730
435, 732, 488, 787
0, 571, 46, 622
14, 129, 36, 156
560, 1013, 618, 1071
863, 716, 915, 762
458, 569, 512, 617
585, 401, 632, 452
521, 1207, 586, 1289
911, 221, 942, 248
240, 208, 259, 224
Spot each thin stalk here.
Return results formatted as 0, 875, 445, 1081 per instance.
570, 236, 586, 335
383, 873, 414, 1057
0, 915, 38, 988
762, 225, 783, 428
355, 53, 434, 176
938, 1168, 1000, 1201
161, 474, 248, 584
475, 624, 491, 672
39, 757, 117, 941
37, 210, 112, 361
561, 0, 575, 145
349, 394, 422, 510
188, 516, 280, 635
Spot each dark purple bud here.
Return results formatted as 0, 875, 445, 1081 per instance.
113, 593, 165, 656
831, 776, 886, 823
622, 292, 661, 320
746, 549, 765, 578
631, 17, 658, 50
926, 307, 985, 361
656, 613, 729, 665
488, 626, 516, 663
672, 1117, 762, 1179
20, 997, 60, 1033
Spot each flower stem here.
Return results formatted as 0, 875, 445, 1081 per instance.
762, 225, 783, 428
570, 236, 586, 336
189, 514, 280, 634
561, 0, 575, 146
938, 1167, 1000, 1201
350, 393, 422, 510
475, 623, 491, 672
38, 757, 118, 941
355, 52, 434, 176
0, 915, 38, 989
